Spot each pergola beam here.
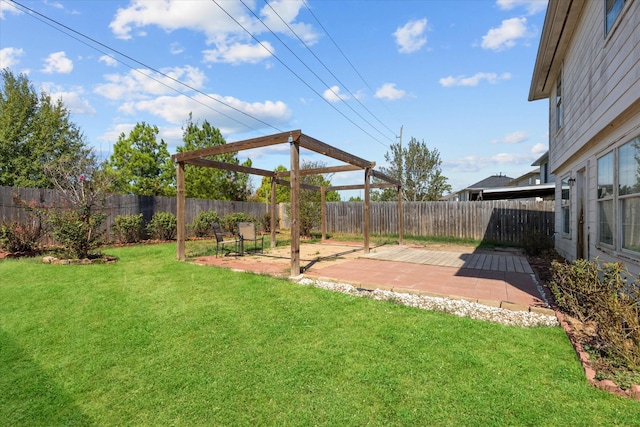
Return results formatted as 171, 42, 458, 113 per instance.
326, 183, 396, 191
275, 164, 362, 177
184, 158, 276, 177
370, 169, 401, 185
172, 130, 301, 163
274, 177, 319, 191
299, 134, 374, 169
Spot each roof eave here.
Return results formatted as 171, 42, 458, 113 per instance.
529, 0, 585, 101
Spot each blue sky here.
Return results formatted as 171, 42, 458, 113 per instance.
0, 0, 549, 197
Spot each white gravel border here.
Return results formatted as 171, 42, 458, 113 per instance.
296, 278, 558, 328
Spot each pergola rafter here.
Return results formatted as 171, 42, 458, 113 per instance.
172, 129, 403, 277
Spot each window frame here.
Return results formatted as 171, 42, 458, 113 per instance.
605, 0, 626, 36
560, 176, 571, 236
618, 138, 640, 255
597, 151, 615, 247
555, 69, 563, 131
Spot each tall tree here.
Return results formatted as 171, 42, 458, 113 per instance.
103, 122, 175, 196
0, 68, 88, 188
373, 137, 451, 201
297, 160, 340, 236
176, 115, 252, 200
254, 165, 290, 203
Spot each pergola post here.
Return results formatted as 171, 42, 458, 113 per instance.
364, 167, 371, 254
176, 161, 186, 260
270, 176, 277, 248
321, 186, 326, 241
290, 138, 300, 276
397, 185, 404, 246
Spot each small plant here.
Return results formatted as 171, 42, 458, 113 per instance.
112, 213, 144, 243
146, 212, 177, 240
221, 212, 255, 234
0, 219, 43, 253
520, 229, 554, 256
550, 259, 640, 374
190, 210, 220, 238
258, 212, 278, 233
45, 207, 107, 259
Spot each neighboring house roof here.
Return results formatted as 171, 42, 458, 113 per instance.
507, 170, 539, 187
532, 151, 549, 167
466, 174, 514, 189
478, 183, 555, 201
529, 0, 586, 101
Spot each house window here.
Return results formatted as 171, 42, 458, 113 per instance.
556, 70, 563, 130
598, 152, 615, 245
561, 177, 570, 234
605, 0, 625, 35
619, 138, 640, 253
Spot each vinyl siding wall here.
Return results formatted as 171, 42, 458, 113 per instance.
548, 0, 640, 275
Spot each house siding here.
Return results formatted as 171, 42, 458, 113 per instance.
545, 0, 640, 276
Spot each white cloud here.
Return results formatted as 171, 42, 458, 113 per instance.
439, 72, 511, 87
203, 41, 274, 65
99, 55, 118, 67
41, 51, 73, 74
127, 93, 291, 135
0, 47, 24, 68
393, 18, 428, 54
170, 42, 184, 55
375, 83, 406, 100
259, 0, 320, 45
323, 86, 349, 103
94, 66, 206, 100
40, 82, 95, 115
0, 1, 22, 19
491, 131, 529, 144
496, 0, 548, 15
481, 17, 530, 51
446, 144, 545, 173
109, 0, 315, 64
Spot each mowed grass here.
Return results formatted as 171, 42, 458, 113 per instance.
1, 243, 640, 426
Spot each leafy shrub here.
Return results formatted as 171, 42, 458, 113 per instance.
550, 259, 640, 370
521, 229, 554, 256
0, 220, 43, 253
146, 212, 177, 240
221, 212, 255, 234
46, 208, 107, 259
112, 213, 144, 243
190, 210, 220, 238
258, 212, 278, 233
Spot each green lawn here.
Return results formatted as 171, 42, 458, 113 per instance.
1, 242, 639, 426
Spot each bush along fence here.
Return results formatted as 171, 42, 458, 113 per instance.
1, 186, 554, 246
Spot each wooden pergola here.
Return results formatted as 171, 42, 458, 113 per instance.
171, 129, 403, 277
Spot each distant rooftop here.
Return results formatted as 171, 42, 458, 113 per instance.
467, 174, 514, 189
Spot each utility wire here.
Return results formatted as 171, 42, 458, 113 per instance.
5, 0, 282, 136
301, 0, 401, 128
258, 0, 395, 139
258, 0, 393, 144
212, 0, 389, 148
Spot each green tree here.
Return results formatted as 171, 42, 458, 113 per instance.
0, 68, 88, 188
373, 137, 451, 201
176, 115, 252, 200
297, 160, 340, 236
254, 165, 291, 203
103, 122, 175, 196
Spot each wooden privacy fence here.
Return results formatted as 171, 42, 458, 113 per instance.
2, 186, 554, 244
0, 186, 269, 242
319, 200, 555, 244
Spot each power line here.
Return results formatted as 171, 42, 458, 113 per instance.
5, 0, 283, 136
212, 0, 389, 148
301, 0, 401, 128
262, 0, 395, 142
